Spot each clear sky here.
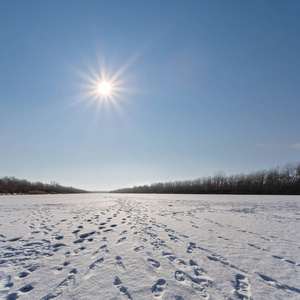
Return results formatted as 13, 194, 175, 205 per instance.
1, 1, 299, 191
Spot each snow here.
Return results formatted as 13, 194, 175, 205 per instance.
0, 193, 299, 299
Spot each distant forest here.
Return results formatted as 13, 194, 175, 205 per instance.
111, 162, 300, 195
0, 177, 87, 194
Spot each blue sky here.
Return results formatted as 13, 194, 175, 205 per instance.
1, 1, 299, 190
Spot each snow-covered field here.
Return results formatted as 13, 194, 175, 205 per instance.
0, 194, 299, 300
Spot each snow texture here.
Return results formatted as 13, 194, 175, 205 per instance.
0, 194, 299, 299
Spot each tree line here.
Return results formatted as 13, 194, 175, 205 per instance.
111, 162, 300, 195
0, 177, 87, 194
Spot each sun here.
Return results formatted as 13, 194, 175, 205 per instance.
98, 81, 111, 95
72, 55, 137, 116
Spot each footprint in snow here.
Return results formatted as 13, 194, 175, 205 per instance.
168, 234, 179, 242
52, 243, 66, 249
258, 274, 300, 294
189, 259, 198, 266
84, 258, 104, 279
113, 276, 132, 300
0, 275, 13, 294
115, 256, 125, 270
147, 258, 160, 268
134, 246, 144, 252
69, 268, 77, 274
207, 255, 229, 265
175, 270, 185, 282
26, 264, 39, 272
194, 267, 207, 277
41, 275, 75, 300
92, 244, 109, 257
18, 271, 29, 278
151, 279, 167, 297
19, 284, 34, 293
8, 237, 22, 242
6, 293, 19, 300
117, 237, 126, 244
186, 242, 196, 253
175, 268, 212, 298
175, 258, 187, 267
285, 259, 296, 265
162, 251, 176, 261
31, 230, 40, 235
234, 274, 251, 300
79, 231, 95, 239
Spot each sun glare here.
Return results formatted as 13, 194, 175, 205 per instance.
98, 81, 111, 95
72, 55, 138, 118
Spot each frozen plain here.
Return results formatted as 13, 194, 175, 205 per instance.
0, 194, 299, 300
